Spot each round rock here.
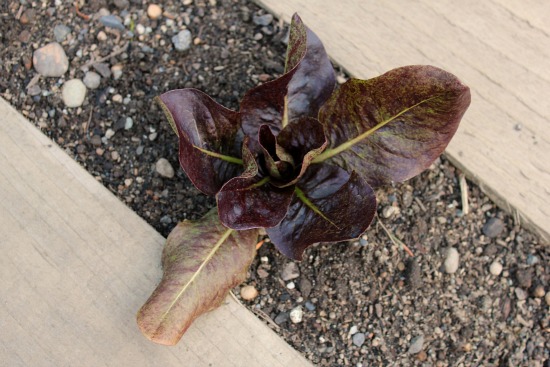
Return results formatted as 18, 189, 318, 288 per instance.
443, 247, 460, 274
155, 158, 175, 178
172, 30, 192, 51
483, 217, 505, 238
33, 42, 69, 77
62, 79, 87, 108
489, 261, 503, 276
83, 71, 101, 89
147, 4, 162, 19
240, 285, 258, 301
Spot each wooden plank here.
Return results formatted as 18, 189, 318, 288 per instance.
255, 0, 550, 242
0, 97, 311, 367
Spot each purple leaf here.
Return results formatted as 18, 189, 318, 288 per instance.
266, 164, 376, 260
315, 65, 471, 188
158, 89, 243, 196
240, 14, 336, 149
285, 14, 336, 122
137, 209, 258, 345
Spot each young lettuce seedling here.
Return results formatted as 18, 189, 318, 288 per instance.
137, 13, 470, 345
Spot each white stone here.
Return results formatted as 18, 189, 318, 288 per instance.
172, 30, 192, 51
124, 117, 133, 130
105, 129, 115, 139
62, 79, 87, 108
443, 247, 460, 274
286, 281, 295, 290
489, 261, 503, 276
33, 42, 69, 77
289, 306, 303, 323
135, 24, 145, 35
83, 71, 101, 89
155, 158, 175, 178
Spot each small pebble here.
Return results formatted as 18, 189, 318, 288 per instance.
286, 281, 295, 290
416, 350, 428, 362
304, 300, 315, 311
545, 292, 550, 306
483, 217, 505, 238
62, 79, 86, 108
155, 158, 175, 178
124, 117, 133, 130
349, 325, 358, 335
113, 0, 129, 9
53, 24, 71, 42
274, 312, 289, 325
533, 285, 545, 298
352, 333, 365, 347
172, 30, 192, 51
381, 205, 400, 218
33, 42, 69, 77
99, 15, 125, 30
515, 287, 527, 301
526, 254, 539, 265
252, 13, 273, 26
105, 129, 115, 139
111, 64, 123, 80
489, 261, 503, 276
240, 285, 259, 301
112, 94, 123, 103
408, 335, 424, 354
289, 306, 303, 323
83, 72, 101, 89
20, 9, 36, 25
124, 178, 133, 187
97, 31, 107, 41
135, 24, 145, 35
281, 262, 300, 281
147, 4, 162, 19
443, 247, 460, 274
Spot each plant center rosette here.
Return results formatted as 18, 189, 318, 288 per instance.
157, 13, 470, 261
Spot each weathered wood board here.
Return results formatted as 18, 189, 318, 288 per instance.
256, 0, 550, 242
0, 97, 311, 367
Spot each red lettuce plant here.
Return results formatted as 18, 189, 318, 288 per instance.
137, 13, 471, 345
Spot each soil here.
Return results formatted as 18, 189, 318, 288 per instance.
1, 1, 548, 366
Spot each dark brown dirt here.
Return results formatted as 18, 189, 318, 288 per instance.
1, 1, 548, 366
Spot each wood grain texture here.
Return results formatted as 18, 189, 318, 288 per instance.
255, 0, 550, 242
0, 97, 311, 367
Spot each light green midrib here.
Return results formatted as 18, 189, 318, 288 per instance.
193, 146, 243, 165
158, 228, 234, 324
312, 97, 437, 163
295, 186, 339, 229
